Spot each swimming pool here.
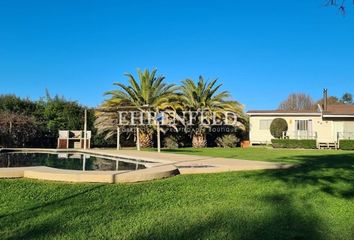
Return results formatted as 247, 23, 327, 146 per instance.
0, 152, 146, 171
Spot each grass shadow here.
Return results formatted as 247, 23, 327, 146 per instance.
259, 153, 354, 199
133, 192, 323, 240
0, 184, 104, 220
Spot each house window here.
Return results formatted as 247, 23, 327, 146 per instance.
295, 120, 313, 132
296, 120, 308, 131
259, 119, 272, 130
294, 120, 313, 139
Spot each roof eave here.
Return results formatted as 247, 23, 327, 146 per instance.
322, 114, 354, 118
247, 112, 321, 116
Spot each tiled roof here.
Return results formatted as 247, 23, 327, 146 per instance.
323, 104, 354, 115
247, 104, 354, 116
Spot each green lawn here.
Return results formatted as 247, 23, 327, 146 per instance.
163, 147, 354, 163
1, 148, 354, 239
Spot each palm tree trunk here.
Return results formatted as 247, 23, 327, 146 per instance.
192, 133, 206, 148
139, 131, 153, 148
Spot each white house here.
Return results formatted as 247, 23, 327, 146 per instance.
247, 101, 354, 149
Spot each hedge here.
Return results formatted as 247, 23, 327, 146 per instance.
339, 140, 354, 150
271, 139, 317, 149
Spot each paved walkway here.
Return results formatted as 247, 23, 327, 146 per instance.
80, 149, 292, 174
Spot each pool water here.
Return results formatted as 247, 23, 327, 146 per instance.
0, 152, 146, 171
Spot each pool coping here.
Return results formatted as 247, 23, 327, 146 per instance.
0, 148, 180, 183
0, 148, 292, 183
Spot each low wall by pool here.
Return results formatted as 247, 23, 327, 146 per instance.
0, 148, 180, 183
0, 165, 180, 183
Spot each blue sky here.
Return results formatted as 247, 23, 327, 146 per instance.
0, 0, 353, 110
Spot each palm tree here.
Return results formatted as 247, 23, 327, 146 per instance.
180, 76, 246, 148
95, 68, 178, 148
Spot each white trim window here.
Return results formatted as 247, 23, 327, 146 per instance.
294, 120, 313, 139
296, 120, 308, 131
259, 119, 272, 130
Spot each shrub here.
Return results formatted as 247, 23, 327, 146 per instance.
92, 133, 118, 148
339, 140, 354, 150
270, 118, 288, 138
271, 139, 317, 149
163, 135, 179, 149
215, 134, 239, 148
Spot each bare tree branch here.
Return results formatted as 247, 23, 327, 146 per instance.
325, 0, 352, 15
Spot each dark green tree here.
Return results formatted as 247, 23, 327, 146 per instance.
270, 118, 288, 139
0, 93, 95, 148
340, 93, 353, 104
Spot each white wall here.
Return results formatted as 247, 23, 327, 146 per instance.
249, 115, 332, 144
249, 116, 274, 144
249, 115, 354, 145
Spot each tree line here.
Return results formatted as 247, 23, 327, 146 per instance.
278, 92, 353, 111
3, 69, 351, 149
1, 69, 248, 149
0, 93, 111, 148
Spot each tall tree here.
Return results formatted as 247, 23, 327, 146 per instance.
278, 93, 315, 111
315, 95, 341, 109
180, 76, 246, 148
42, 95, 89, 134
96, 68, 177, 148
340, 93, 353, 104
